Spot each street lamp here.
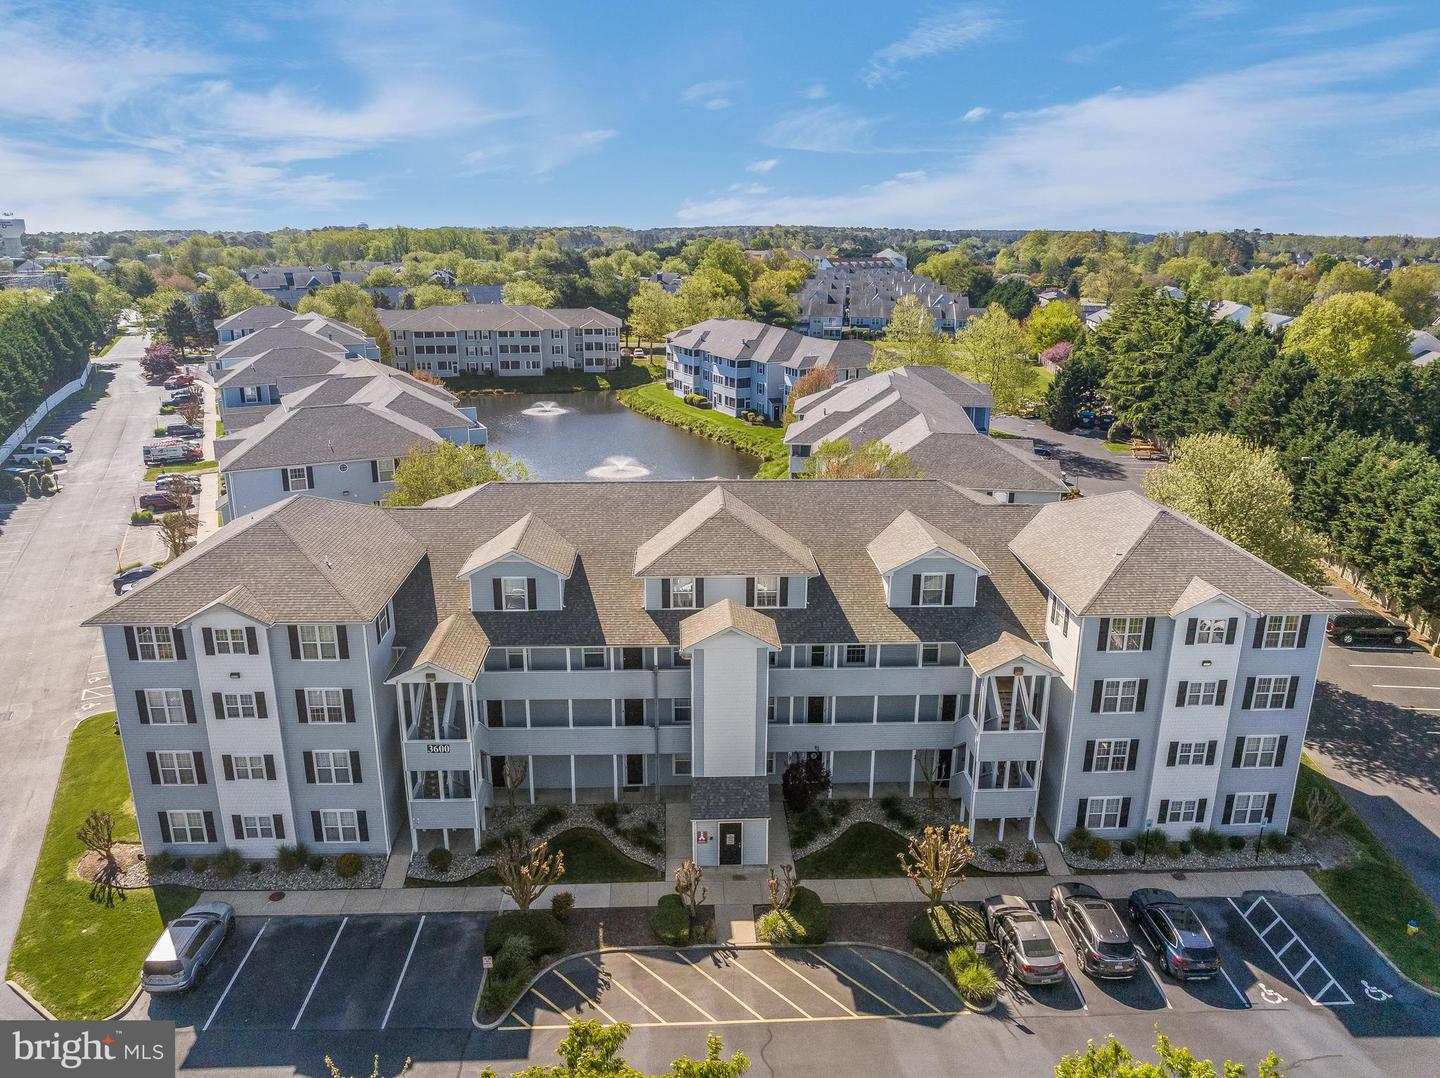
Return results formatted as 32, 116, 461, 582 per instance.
1141, 817, 1154, 864
1255, 816, 1269, 863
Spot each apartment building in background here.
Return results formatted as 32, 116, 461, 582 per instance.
0, 215, 24, 260
797, 263, 975, 339
86, 479, 1332, 867
378, 304, 621, 377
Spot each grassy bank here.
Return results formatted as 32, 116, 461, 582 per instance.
7, 713, 200, 1018
1298, 756, 1440, 989
445, 363, 659, 396
408, 827, 659, 887
616, 380, 787, 469
143, 460, 216, 481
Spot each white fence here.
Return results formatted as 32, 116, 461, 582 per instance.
0, 363, 93, 461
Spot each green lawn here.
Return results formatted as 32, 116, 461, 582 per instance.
411, 826, 659, 887
1297, 757, 1440, 989
617, 380, 787, 464
6, 713, 200, 1019
143, 460, 216, 481
797, 822, 909, 878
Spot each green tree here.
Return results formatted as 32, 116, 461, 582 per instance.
476, 1019, 749, 1078
1056, 1033, 1281, 1077
1281, 292, 1410, 377
802, 438, 921, 478
1142, 433, 1326, 584
1083, 252, 1143, 304
1095, 293, 1212, 436
384, 441, 531, 506
362, 266, 402, 288
407, 283, 465, 309
914, 250, 995, 302
747, 272, 799, 327
501, 278, 558, 307
1313, 262, 1377, 303
1384, 264, 1440, 328
628, 282, 680, 346
675, 275, 745, 326
219, 282, 274, 316
983, 278, 1038, 319
191, 290, 224, 347
1264, 267, 1315, 316
1026, 301, 1084, 353
1043, 350, 1106, 430
953, 306, 1039, 413
161, 298, 198, 355
871, 294, 955, 371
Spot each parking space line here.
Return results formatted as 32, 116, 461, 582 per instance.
553, 968, 618, 1023
763, 950, 858, 1016
852, 951, 941, 1014
1348, 664, 1439, 670
583, 957, 667, 1023
204, 919, 268, 1032
679, 951, 766, 1020
292, 917, 348, 1030
1216, 965, 1251, 1009
805, 949, 904, 1015
1137, 956, 1173, 1010
1373, 684, 1440, 690
496, 1010, 963, 1032
1243, 896, 1264, 919
1227, 898, 1353, 1008
381, 916, 425, 1031
726, 953, 812, 1017
529, 985, 573, 1020
623, 953, 716, 1021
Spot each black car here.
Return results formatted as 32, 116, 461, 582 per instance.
1127, 889, 1221, 980
1326, 612, 1409, 648
163, 424, 204, 440
112, 565, 159, 594
1050, 882, 1139, 979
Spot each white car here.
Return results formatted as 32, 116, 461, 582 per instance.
12, 446, 64, 465
140, 901, 235, 994
34, 435, 73, 452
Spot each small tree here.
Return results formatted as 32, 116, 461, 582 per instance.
158, 509, 195, 561
914, 749, 945, 808
384, 440, 531, 507
476, 1021, 750, 1078
77, 809, 116, 866
899, 824, 973, 906
494, 834, 564, 912
767, 864, 797, 912
1055, 1032, 1281, 1077
323, 1055, 412, 1078
502, 756, 528, 809
178, 395, 204, 427
675, 860, 707, 922
781, 752, 831, 813
781, 366, 835, 425
162, 297, 198, 355
141, 341, 181, 380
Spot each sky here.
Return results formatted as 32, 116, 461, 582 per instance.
6, 0, 1440, 235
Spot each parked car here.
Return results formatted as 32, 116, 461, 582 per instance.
140, 901, 234, 994
1, 465, 37, 480
34, 434, 73, 452
167, 385, 202, 401
1095, 413, 1117, 431
163, 423, 204, 440
1326, 612, 1410, 648
155, 474, 201, 494
139, 491, 182, 511
1033, 444, 1054, 459
12, 447, 63, 465
983, 894, 1066, 986
1050, 882, 1139, 979
1075, 410, 1096, 429
163, 374, 195, 389
17, 442, 68, 462
1127, 889, 1221, 980
143, 440, 204, 465
112, 565, 159, 594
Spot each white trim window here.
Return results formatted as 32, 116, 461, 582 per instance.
673, 700, 692, 725
1100, 678, 1141, 713
135, 626, 176, 661
1185, 681, 1220, 706
377, 457, 398, 483
319, 809, 359, 843
299, 624, 339, 660
157, 751, 198, 785
221, 692, 258, 720
1231, 792, 1270, 825
313, 750, 354, 784
844, 644, 868, 666
921, 643, 941, 666
145, 689, 188, 725
212, 628, 249, 654
1174, 742, 1209, 766
669, 577, 697, 610
1091, 739, 1132, 772
1049, 595, 1070, 637
752, 575, 780, 608
374, 603, 392, 640
1107, 617, 1147, 651
505, 649, 526, 671
286, 466, 311, 492
1194, 618, 1228, 645
305, 688, 346, 724
240, 815, 276, 840
581, 648, 607, 670
232, 755, 267, 780
673, 754, 692, 777
1163, 799, 1201, 824
918, 573, 946, 606
1262, 615, 1301, 649
500, 576, 529, 611
167, 810, 208, 844
1240, 735, 1281, 768
1085, 797, 1125, 830
240, 385, 261, 404
1251, 676, 1290, 710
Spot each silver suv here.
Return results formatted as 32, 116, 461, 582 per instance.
140, 901, 234, 994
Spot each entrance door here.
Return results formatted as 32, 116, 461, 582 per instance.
933, 749, 952, 787
621, 647, 644, 671
806, 696, 826, 724
719, 822, 742, 865
489, 755, 507, 786
624, 754, 645, 787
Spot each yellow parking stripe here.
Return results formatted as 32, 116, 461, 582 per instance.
679, 950, 766, 1020
805, 949, 904, 1015
497, 1009, 964, 1032
852, 950, 942, 1013
763, 949, 857, 1016
529, 986, 572, 1020
727, 953, 812, 1018
623, 952, 716, 1021
584, 957, 668, 1023
553, 969, 617, 1023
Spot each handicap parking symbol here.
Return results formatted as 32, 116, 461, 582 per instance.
1361, 980, 1392, 1002
1258, 983, 1288, 1005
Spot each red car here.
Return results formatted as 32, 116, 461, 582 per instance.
163, 374, 195, 389
139, 492, 181, 511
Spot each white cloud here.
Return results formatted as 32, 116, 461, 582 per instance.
682, 81, 735, 109
1065, 36, 1126, 64
727, 182, 770, 194
863, 6, 1009, 87
462, 128, 616, 177
763, 105, 885, 153
1275, 6, 1399, 36
960, 106, 989, 122
746, 158, 779, 173
801, 83, 828, 100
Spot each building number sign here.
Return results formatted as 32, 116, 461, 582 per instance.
426, 743, 451, 754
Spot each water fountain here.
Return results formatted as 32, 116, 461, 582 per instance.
521, 400, 569, 417
586, 455, 652, 480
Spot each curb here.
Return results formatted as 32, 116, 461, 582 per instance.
472, 939, 962, 1031
6, 978, 145, 1022
1312, 891, 1440, 1000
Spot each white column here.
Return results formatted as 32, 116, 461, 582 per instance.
872, 696, 879, 723
570, 755, 576, 804
868, 751, 876, 798
908, 750, 916, 796
612, 756, 619, 801
528, 756, 536, 804
998, 817, 1006, 841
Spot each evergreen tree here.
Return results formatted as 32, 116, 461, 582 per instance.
161, 298, 198, 355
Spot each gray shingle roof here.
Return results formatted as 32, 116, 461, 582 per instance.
458, 513, 578, 579
633, 487, 819, 577
689, 775, 771, 821
678, 600, 781, 650
217, 401, 442, 472
866, 511, 988, 575
378, 304, 619, 332
666, 319, 872, 371
409, 613, 489, 680
214, 307, 296, 334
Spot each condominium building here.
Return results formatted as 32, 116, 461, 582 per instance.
798, 266, 974, 338
0, 215, 24, 260
209, 311, 381, 366
378, 305, 621, 377
86, 480, 1331, 867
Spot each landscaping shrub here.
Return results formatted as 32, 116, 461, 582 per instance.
907, 903, 984, 953
1136, 828, 1168, 855
307, 854, 325, 872
170, 856, 187, 871
594, 802, 621, 829
1265, 831, 1295, 854
652, 893, 694, 945
1227, 835, 1247, 852
757, 886, 829, 945
946, 946, 998, 1007
212, 849, 244, 879
1088, 837, 1112, 861
880, 797, 919, 832
986, 845, 1008, 862
1064, 826, 1093, 854
145, 850, 175, 874
427, 846, 453, 873
277, 843, 308, 872
550, 891, 574, 923
190, 856, 209, 873
485, 910, 566, 957
248, 861, 262, 875
1119, 840, 1137, 857
531, 806, 565, 835
1190, 828, 1225, 855
1178, 841, 1194, 856
129, 510, 154, 525
1164, 843, 1182, 860
481, 933, 535, 1013
1022, 848, 1041, 866
334, 852, 363, 878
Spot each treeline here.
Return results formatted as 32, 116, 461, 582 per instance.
1047, 293, 1440, 622
0, 293, 103, 437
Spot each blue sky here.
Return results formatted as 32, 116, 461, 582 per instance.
6, 0, 1440, 234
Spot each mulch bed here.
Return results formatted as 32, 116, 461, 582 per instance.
76, 844, 147, 889
754, 901, 927, 953
563, 904, 716, 953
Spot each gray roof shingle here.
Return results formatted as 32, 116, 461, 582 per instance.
689, 775, 771, 821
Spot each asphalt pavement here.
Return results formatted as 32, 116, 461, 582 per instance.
989, 416, 1158, 496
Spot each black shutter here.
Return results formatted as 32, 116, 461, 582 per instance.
222, 754, 234, 781
264, 755, 276, 780
255, 692, 268, 719
780, 577, 789, 606
303, 751, 315, 783
146, 752, 160, 785
1158, 800, 1170, 824
1118, 798, 1131, 828
660, 579, 671, 608
1096, 618, 1110, 652
910, 576, 921, 605
1167, 742, 1178, 766
158, 813, 172, 843
1265, 793, 1277, 822
1196, 798, 1208, 824
1083, 741, 1095, 772
343, 689, 356, 722
212, 691, 224, 719
1274, 736, 1288, 768
357, 811, 369, 842
1185, 618, 1197, 645
245, 627, 258, 654
1225, 617, 1238, 645
1205, 740, 1217, 766
124, 627, 138, 660
296, 688, 308, 723
336, 625, 349, 659
311, 810, 323, 842
746, 578, 755, 606
273, 814, 285, 839
1175, 680, 1189, 707
173, 630, 186, 660
183, 690, 196, 723
1297, 615, 1310, 648
305, 466, 314, 489
202, 627, 215, 655
1253, 617, 1266, 648
493, 578, 503, 610
288, 625, 301, 659
526, 579, 537, 610
1232, 738, 1246, 768
1215, 680, 1227, 706
135, 690, 150, 724
203, 812, 216, 843
281, 468, 290, 492
1222, 794, 1235, 824
194, 754, 206, 784
232, 815, 244, 840
370, 460, 379, 482
349, 750, 362, 783
1091, 681, 1104, 712
1126, 740, 1139, 771
943, 574, 955, 604
1135, 679, 1148, 711
1285, 677, 1299, 709
1075, 798, 1088, 829
1242, 677, 1256, 710
1142, 617, 1155, 650
695, 578, 704, 605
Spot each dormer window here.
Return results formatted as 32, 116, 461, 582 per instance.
751, 575, 781, 608
918, 573, 947, 606
500, 577, 531, 611
668, 577, 697, 610
1193, 618, 1228, 645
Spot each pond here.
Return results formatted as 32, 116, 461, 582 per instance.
464, 391, 758, 481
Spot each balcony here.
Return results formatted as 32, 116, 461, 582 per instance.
768, 721, 955, 754
402, 738, 473, 770
409, 799, 479, 830
478, 668, 685, 701
482, 724, 658, 757
975, 676, 1042, 733
770, 665, 963, 698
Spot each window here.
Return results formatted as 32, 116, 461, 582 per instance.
1262, 615, 1301, 649
1184, 681, 1220, 706
240, 385, 261, 404
1085, 797, 1126, 830
319, 809, 359, 843
1194, 618, 1228, 645
1240, 735, 1280, 769
921, 643, 941, 666
167, 810, 208, 844
286, 466, 311, 492
674, 700, 691, 725
240, 815, 275, 840
213, 628, 248, 655
669, 577, 697, 610
581, 648, 607, 670
1251, 675, 1291, 710
156, 751, 198, 785
374, 603, 392, 640
1231, 793, 1270, 825
500, 577, 530, 611
844, 644, 868, 665
505, 649, 526, 671
298, 624, 339, 660
1106, 617, 1147, 651
1049, 595, 1069, 636
305, 688, 346, 724
144, 689, 188, 725
221, 693, 258, 720
672, 647, 690, 668
1163, 800, 1201, 824
135, 626, 175, 661
673, 754, 692, 777
231, 755, 267, 780
313, 750, 353, 784
1090, 739, 1132, 772
918, 573, 946, 606
753, 575, 780, 608
377, 457, 398, 482
1173, 742, 1210, 766
1100, 678, 1141, 713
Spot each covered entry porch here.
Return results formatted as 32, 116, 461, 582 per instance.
689, 775, 771, 868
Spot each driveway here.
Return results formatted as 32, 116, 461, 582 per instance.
0, 334, 163, 1016
990, 415, 1158, 496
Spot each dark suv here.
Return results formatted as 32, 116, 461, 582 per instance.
1050, 882, 1139, 979
1327, 612, 1409, 648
